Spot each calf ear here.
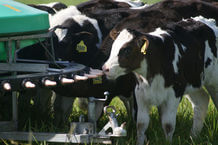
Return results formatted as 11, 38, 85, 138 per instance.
75, 31, 93, 37
110, 29, 119, 40
137, 36, 149, 55
74, 31, 94, 41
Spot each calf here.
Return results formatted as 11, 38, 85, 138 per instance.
102, 17, 218, 144
102, 0, 218, 52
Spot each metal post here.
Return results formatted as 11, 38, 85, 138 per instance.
8, 40, 18, 130
12, 91, 18, 129
50, 35, 55, 62
88, 97, 97, 134
7, 40, 13, 63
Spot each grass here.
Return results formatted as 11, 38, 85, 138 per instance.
1, 97, 217, 145
2, 0, 218, 145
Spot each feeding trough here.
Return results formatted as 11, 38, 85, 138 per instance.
0, 0, 126, 144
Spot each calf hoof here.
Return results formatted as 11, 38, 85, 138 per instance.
136, 135, 147, 145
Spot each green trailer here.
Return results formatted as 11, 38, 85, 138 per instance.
0, 0, 50, 61
0, 0, 49, 36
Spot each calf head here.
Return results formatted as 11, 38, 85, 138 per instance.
54, 17, 102, 67
103, 29, 151, 79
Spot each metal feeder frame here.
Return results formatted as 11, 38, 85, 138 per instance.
0, 32, 126, 144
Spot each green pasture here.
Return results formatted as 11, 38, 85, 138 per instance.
1, 0, 217, 145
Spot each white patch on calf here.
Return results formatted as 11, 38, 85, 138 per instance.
39, 2, 59, 8
184, 86, 210, 136
135, 59, 148, 78
204, 40, 214, 64
191, 16, 218, 37
50, 6, 81, 28
104, 56, 126, 79
181, 44, 187, 52
149, 28, 170, 41
114, 0, 144, 8
55, 29, 68, 42
50, 6, 81, 42
130, 4, 150, 9
191, 16, 218, 55
109, 29, 133, 61
172, 44, 181, 73
135, 74, 176, 106
103, 29, 133, 79
203, 55, 218, 88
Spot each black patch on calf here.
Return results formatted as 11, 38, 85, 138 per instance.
77, 0, 131, 15
28, 4, 56, 15
16, 35, 59, 61
89, 9, 134, 39
52, 2, 67, 11
165, 123, 173, 135
205, 58, 212, 68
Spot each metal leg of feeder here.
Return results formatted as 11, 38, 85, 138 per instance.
7, 40, 13, 63
50, 35, 55, 61
88, 93, 109, 134
88, 97, 97, 134
12, 91, 18, 129
10, 39, 18, 130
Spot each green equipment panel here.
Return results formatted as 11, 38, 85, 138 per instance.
0, 0, 50, 61
0, 0, 49, 36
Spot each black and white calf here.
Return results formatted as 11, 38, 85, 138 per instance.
102, 16, 218, 144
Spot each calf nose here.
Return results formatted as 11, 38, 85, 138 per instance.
102, 65, 109, 74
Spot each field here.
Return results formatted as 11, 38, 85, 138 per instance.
2, 0, 218, 145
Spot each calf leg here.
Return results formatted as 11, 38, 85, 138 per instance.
204, 62, 218, 110
185, 88, 209, 137
34, 88, 53, 115
54, 94, 74, 126
119, 94, 136, 121
159, 97, 180, 142
206, 87, 218, 110
135, 86, 149, 145
136, 105, 149, 145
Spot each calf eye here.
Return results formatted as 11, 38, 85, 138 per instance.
119, 47, 131, 56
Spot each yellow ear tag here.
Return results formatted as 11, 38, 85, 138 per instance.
93, 76, 102, 84
141, 41, 148, 55
76, 40, 87, 53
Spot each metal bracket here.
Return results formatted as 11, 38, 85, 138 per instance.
99, 106, 127, 136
